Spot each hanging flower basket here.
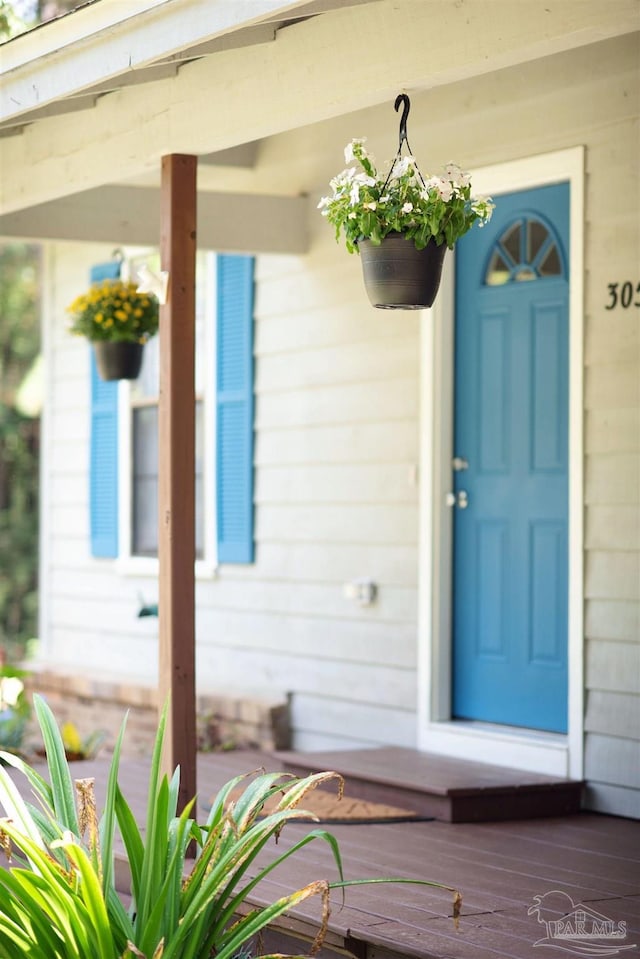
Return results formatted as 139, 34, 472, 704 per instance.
359, 231, 447, 309
319, 94, 494, 310
66, 277, 159, 381
93, 340, 145, 381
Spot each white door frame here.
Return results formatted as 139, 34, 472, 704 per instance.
417, 147, 585, 779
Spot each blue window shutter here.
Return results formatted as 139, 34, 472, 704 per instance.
89, 260, 121, 558
216, 255, 255, 564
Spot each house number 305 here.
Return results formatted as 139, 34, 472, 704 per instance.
605, 281, 640, 310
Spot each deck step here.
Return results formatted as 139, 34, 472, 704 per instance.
276, 747, 583, 822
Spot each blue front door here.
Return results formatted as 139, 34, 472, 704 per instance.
452, 183, 570, 733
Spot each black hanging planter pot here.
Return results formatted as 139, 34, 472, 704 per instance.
359, 233, 447, 310
93, 341, 144, 381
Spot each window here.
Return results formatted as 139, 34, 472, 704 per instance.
89, 253, 255, 569
127, 252, 210, 560
485, 216, 564, 286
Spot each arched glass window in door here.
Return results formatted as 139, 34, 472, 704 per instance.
485, 216, 564, 286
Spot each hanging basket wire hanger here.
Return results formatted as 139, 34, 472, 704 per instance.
381, 93, 427, 194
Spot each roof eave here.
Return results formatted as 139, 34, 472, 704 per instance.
0, 0, 334, 128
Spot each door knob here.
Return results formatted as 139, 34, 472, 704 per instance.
446, 490, 469, 509
452, 456, 469, 472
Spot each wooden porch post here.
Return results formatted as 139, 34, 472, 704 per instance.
158, 153, 197, 809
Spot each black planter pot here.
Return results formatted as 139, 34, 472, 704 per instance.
93, 341, 144, 381
359, 233, 448, 309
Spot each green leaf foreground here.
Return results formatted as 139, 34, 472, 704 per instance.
0, 695, 461, 958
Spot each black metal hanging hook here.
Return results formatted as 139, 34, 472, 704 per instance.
382, 93, 426, 192
395, 93, 410, 152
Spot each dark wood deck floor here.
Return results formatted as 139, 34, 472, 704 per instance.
8, 750, 640, 959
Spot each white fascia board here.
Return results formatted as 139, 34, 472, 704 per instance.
0, 0, 320, 125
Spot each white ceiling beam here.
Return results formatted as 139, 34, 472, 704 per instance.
0, 185, 309, 254
199, 143, 260, 168
1, 0, 637, 215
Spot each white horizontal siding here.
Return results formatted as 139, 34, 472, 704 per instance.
50, 440, 89, 477
46, 626, 159, 684
586, 311, 640, 367
291, 694, 416, 751
255, 378, 418, 430
586, 639, 640, 694
48, 474, 87, 508
585, 362, 640, 409
225, 542, 419, 587
585, 734, 640, 790
586, 408, 640, 454
194, 609, 417, 670
586, 506, 639, 551
584, 783, 640, 820
256, 463, 418, 505
256, 505, 418, 546
195, 645, 416, 712
585, 691, 640, 740
166, 578, 417, 624
255, 337, 419, 393
585, 600, 639, 643
585, 454, 640, 506
585, 551, 640, 601
255, 422, 418, 467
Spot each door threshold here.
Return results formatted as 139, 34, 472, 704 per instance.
420, 720, 569, 777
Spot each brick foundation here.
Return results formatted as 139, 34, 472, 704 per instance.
24, 665, 291, 758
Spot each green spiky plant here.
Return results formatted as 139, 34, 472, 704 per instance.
0, 695, 461, 958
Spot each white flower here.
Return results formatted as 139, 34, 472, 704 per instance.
344, 138, 367, 164
330, 167, 356, 191
0, 677, 24, 709
354, 173, 376, 187
350, 183, 360, 205
436, 178, 454, 202
363, 201, 377, 211
472, 195, 495, 221
445, 162, 471, 188
472, 194, 493, 210
401, 202, 414, 214
390, 156, 414, 178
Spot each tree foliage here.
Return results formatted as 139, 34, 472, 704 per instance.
1, 0, 81, 41
0, 244, 41, 658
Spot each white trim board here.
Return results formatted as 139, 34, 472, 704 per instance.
417, 147, 585, 781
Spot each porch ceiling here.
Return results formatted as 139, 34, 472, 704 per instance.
0, 0, 638, 236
